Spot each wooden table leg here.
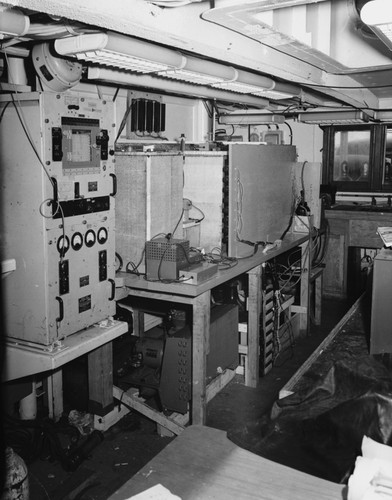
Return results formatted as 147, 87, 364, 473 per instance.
247, 264, 262, 388
300, 239, 310, 335
46, 368, 63, 421
88, 342, 114, 416
132, 308, 144, 336
191, 290, 211, 425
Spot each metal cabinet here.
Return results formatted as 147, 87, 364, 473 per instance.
370, 248, 392, 355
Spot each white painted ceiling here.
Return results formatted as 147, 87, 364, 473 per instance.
1, 0, 392, 113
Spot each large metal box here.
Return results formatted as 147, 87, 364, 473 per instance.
227, 144, 297, 258
207, 304, 239, 382
0, 92, 116, 346
370, 248, 392, 354
115, 153, 183, 274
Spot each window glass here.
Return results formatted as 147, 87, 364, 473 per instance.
384, 128, 392, 183
333, 130, 371, 182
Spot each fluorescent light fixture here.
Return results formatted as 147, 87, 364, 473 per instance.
253, 81, 302, 100
55, 32, 186, 73
212, 69, 274, 94
158, 55, 238, 85
218, 111, 285, 125
360, 0, 392, 50
374, 110, 392, 122
297, 110, 370, 124
87, 67, 270, 107
212, 70, 301, 99
55, 31, 299, 99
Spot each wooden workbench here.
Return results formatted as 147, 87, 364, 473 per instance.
108, 425, 345, 500
117, 232, 310, 426
324, 209, 392, 298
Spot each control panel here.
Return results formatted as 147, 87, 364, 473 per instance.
0, 91, 116, 346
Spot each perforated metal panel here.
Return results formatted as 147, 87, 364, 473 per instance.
146, 238, 189, 262
145, 238, 190, 280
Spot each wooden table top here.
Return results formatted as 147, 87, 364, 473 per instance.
117, 233, 309, 300
108, 425, 346, 500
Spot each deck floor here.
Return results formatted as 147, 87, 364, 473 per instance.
21, 296, 357, 499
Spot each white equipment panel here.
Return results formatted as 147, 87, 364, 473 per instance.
0, 92, 116, 347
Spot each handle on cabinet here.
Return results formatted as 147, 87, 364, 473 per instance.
56, 296, 64, 323
109, 279, 115, 301
110, 173, 117, 197
51, 177, 58, 212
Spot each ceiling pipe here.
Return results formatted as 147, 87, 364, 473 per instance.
0, 6, 29, 37
212, 0, 328, 13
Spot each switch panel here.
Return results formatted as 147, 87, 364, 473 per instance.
1, 92, 116, 346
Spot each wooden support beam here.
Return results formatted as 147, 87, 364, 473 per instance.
247, 265, 263, 387
113, 386, 185, 436
46, 368, 63, 421
278, 295, 362, 399
206, 369, 236, 403
191, 290, 211, 425
300, 239, 310, 335
88, 343, 114, 416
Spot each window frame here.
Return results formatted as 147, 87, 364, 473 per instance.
322, 123, 388, 192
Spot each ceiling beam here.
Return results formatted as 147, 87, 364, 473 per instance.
0, 0, 381, 109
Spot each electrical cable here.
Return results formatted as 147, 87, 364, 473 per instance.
115, 252, 123, 272
126, 232, 166, 276
300, 160, 308, 197
264, 262, 296, 368
188, 202, 205, 223
202, 99, 213, 119
204, 247, 238, 270
115, 99, 132, 144
279, 193, 300, 241
4, 413, 80, 469
283, 120, 293, 145
0, 101, 11, 123
4, 53, 68, 284
171, 208, 185, 238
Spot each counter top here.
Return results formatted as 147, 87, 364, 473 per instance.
325, 208, 392, 220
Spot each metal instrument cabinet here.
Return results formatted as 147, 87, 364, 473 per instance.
0, 91, 116, 346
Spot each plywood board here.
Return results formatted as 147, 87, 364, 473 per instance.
227, 144, 297, 258
108, 425, 344, 500
115, 153, 183, 273
183, 154, 226, 253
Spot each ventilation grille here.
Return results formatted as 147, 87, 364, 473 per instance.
146, 238, 189, 263
130, 98, 166, 133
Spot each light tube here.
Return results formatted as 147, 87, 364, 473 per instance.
55, 31, 299, 99
212, 69, 274, 94
158, 55, 238, 85
218, 111, 285, 125
374, 110, 392, 122
297, 110, 370, 124
55, 33, 186, 73
253, 81, 302, 100
87, 67, 270, 107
